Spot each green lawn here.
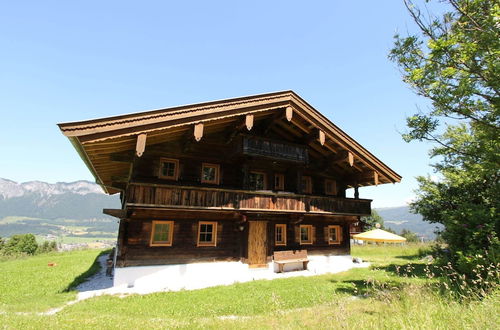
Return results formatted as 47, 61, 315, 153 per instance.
0, 245, 498, 329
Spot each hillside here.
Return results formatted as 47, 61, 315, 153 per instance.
375, 206, 442, 240
0, 178, 120, 241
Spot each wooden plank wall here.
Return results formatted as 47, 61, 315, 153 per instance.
117, 215, 353, 267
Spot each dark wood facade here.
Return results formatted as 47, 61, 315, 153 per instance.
59, 91, 401, 269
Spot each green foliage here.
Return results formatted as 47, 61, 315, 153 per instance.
401, 228, 420, 243
389, 0, 500, 293
2, 234, 38, 256
361, 210, 385, 230
37, 241, 58, 254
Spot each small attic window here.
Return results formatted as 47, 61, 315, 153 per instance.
159, 158, 179, 180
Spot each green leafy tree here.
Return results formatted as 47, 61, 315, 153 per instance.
4, 234, 38, 255
389, 0, 499, 284
401, 229, 420, 243
361, 210, 385, 230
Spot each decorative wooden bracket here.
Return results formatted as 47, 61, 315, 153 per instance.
285, 106, 293, 122
135, 133, 147, 157
245, 114, 254, 131
318, 130, 325, 146
194, 123, 204, 142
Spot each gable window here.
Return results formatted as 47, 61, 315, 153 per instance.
197, 221, 217, 246
159, 158, 179, 180
299, 224, 313, 245
274, 174, 285, 191
275, 224, 287, 246
327, 225, 342, 245
325, 179, 337, 195
249, 171, 266, 190
201, 163, 220, 185
301, 176, 312, 194
150, 221, 174, 246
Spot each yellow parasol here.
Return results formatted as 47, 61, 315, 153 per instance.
352, 229, 407, 243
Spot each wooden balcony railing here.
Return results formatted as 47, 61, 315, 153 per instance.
126, 183, 371, 216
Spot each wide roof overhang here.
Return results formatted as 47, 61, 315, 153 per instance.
58, 91, 402, 194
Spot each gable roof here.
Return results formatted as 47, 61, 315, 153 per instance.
58, 91, 401, 194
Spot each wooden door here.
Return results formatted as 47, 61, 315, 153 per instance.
247, 221, 267, 267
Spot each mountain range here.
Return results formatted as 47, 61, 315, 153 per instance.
0, 178, 440, 240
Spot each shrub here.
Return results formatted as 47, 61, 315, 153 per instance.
2, 234, 38, 256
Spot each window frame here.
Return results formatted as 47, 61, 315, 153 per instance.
299, 224, 313, 245
324, 179, 337, 195
158, 158, 179, 181
327, 225, 342, 245
274, 173, 285, 191
301, 176, 312, 194
150, 220, 174, 247
197, 221, 218, 247
275, 224, 287, 246
249, 171, 267, 190
201, 163, 220, 185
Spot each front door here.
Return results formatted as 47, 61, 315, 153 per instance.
247, 221, 267, 267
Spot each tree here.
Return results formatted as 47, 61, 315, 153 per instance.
389, 0, 499, 281
401, 229, 420, 243
361, 210, 385, 230
3, 234, 38, 255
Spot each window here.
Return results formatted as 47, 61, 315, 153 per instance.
249, 171, 266, 190
274, 174, 285, 191
325, 179, 337, 195
301, 176, 312, 194
197, 221, 217, 246
327, 225, 342, 245
150, 221, 174, 246
159, 158, 179, 180
275, 224, 287, 246
299, 224, 313, 245
201, 163, 220, 184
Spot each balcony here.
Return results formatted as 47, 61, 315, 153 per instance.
126, 183, 371, 216
240, 136, 308, 163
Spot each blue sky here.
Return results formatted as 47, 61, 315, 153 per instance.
0, 1, 441, 207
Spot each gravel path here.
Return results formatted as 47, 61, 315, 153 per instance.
76, 254, 113, 292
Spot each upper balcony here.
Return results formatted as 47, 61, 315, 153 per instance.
126, 183, 371, 216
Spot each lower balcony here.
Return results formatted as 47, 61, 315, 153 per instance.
126, 183, 371, 216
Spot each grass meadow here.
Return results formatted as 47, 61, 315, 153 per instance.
0, 244, 498, 329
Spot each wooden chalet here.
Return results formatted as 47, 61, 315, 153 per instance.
58, 91, 401, 290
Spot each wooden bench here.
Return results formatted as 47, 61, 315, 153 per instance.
273, 250, 309, 273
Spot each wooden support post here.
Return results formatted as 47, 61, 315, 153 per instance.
318, 130, 325, 146
285, 106, 293, 122
194, 123, 204, 142
374, 171, 379, 186
135, 133, 147, 157
245, 114, 254, 131
354, 184, 359, 199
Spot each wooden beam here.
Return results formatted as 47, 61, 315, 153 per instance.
194, 123, 204, 142
245, 114, 254, 131
109, 152, 134, 163
285, 106, 293, 122
135, 133, 147, 157
374, 171, 379, 186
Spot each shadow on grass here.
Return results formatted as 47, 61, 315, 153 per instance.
331, 279, 405, 296
378, 263, 443, 279
61, 249, 111, 292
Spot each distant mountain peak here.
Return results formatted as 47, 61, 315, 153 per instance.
0, 178, 104, 199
